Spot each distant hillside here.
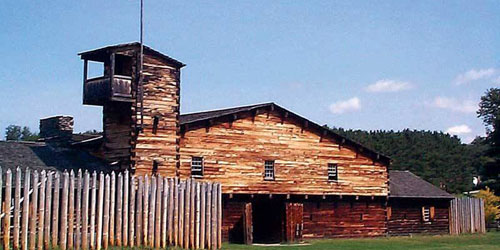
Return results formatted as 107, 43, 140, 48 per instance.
331, 128, 486, 194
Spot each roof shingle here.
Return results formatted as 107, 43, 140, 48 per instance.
389, 170, 454, 199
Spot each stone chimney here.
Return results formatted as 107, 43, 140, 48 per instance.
39, 116, 74, 143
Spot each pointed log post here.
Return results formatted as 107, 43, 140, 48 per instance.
96, 173, 105, 250
89, 172, 97, 250
135, 176, 143, 246
128, 176, 136, 248
184, 179, 191, 248
60, 171, 69, 250
142, 175, 149, 246
200, 183, 206, 250
161, 177, 168, 248
115, 173, 123, 247
3, 169, 12, 250
76, 170, 83, 250
21, 168, 30, 250
102, 174, 111, 250
28, 171, 39, 250
51, 172, 60, 248
13, 167, 22, 250
81, 171, 90, 250
43, 173, 53, 249
148, 176, 156, 247
68, 171, 75, 250
154, 176, 162, 248
108, 172, 115, 246
37, 171, 47, 250
122, 171, 129, 247
168, 178, 174, 246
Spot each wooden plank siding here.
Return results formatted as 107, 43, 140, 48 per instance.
179, 111, 388, 196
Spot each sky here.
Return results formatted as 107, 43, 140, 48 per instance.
0, 0, 499, 143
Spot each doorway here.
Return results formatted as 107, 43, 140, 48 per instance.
252, 198, 285, 243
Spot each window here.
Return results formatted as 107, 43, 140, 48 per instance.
152, 160, 159, 175
264, 160, 275, 180
422, 206, 435, 222
191, 157, 203, 177
328, 163, 338, 181
153, 116, 159, 134
422, 207, 430, 222
114, 54, 133, 76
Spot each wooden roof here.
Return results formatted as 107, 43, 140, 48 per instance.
389, 170, 454, 199
180, 102, 391, 165
78, 42, 185, 68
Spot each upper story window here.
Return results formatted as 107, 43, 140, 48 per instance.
191, 157, 204, 178
328, 163, 338, 181
264, 160, 275, 181
114, 54, 133, 76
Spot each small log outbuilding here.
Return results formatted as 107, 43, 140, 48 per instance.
388, 171, 454, 236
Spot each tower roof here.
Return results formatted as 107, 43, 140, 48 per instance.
78, 42, 185, 68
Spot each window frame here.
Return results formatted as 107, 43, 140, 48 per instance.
191, 156, 204, 178
327, 163, 338, 181
422, 206, 431, 222
264, 160, 275, 181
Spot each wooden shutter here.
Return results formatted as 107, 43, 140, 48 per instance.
387, 206, 392, 220
430, 206, 435, 221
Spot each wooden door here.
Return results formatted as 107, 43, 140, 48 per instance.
243, 203, 253, 244
285, 203, 304, 242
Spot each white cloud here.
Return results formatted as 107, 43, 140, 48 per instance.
428, 96, 477, 113
454, 68, 497, 85
446, 125, 472, 135
365, 79, 413, 93
329, 97, 361, 114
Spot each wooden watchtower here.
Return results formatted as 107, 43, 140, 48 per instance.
79, 43, 185, 174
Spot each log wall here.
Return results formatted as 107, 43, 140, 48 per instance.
387, 199, 450, 236
302, 198, 386, 238
103, 102, 132, 170
221, 198, 387, 243
100, 49, 182, 174
131, 54, 181, 175
180, 111, 388, 196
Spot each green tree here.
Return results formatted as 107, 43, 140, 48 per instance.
21, 126, 39, 141
5, 125, 39, 141
5, 125, 22, 141
330, 128, 477, 193
478, 88, 500, 194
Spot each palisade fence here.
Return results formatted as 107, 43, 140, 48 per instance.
449, 197, 486, 235
0, 167, 222, 250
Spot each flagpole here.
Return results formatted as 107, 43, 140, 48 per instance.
139, 0, 144, 131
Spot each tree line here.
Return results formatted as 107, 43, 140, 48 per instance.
330, 88, 500, 195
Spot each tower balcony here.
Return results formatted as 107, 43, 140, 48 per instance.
83, 75, 133, 106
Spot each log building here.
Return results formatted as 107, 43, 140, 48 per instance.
0, 42, 455, 244
76, 42, 455, 243
388, 171, 454, 236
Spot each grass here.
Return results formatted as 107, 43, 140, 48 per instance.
223, 232, 500, 250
